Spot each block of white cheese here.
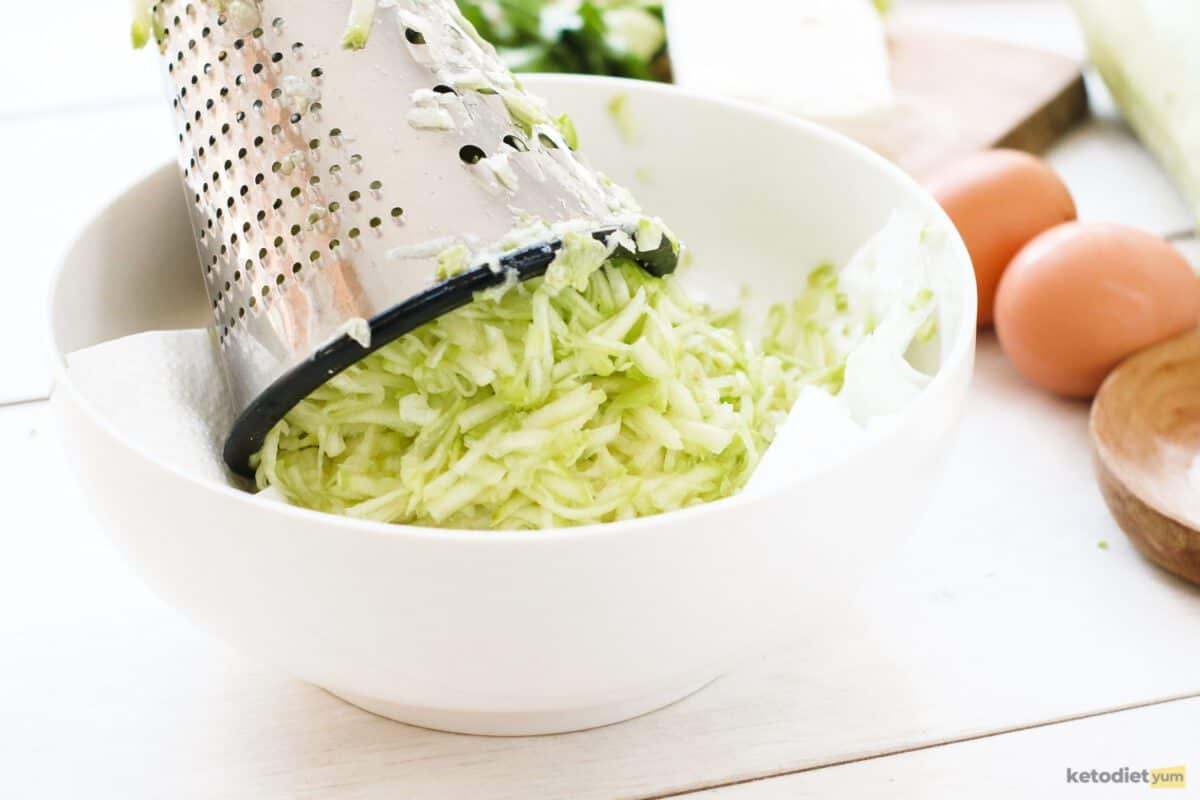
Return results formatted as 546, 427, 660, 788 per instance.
665, 0, 893, 120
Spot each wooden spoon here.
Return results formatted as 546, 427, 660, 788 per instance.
1090, 329, 1200, 584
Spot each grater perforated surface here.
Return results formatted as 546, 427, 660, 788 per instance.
152, 0, 676, 473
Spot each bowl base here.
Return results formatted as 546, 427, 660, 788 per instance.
324, 673, 720, 736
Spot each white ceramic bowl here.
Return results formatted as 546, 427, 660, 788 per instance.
50, 76, 976, 736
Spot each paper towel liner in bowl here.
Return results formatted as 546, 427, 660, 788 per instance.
149, 0, 678, 475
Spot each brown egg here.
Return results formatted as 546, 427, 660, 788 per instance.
995, 222, 1200, 398
924, 149, 1076, 326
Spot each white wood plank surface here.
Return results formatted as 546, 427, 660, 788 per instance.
700, 698, 1200, 799
0, 0, 160, 118
0, 105, 174, 403
4, 336, 1198, 799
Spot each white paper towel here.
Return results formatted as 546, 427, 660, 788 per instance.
66, 329, 237, 486
65, 329, 887, 500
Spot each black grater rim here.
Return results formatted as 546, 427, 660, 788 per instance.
223, 228, 678, 476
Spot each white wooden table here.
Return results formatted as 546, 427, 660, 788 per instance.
3, 2, 1197, 798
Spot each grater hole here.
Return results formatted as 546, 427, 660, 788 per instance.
503, 134, 529, 152
433, 84, 457, 95
369, 217, 382, 228
349, 227, 361, 239
290, 187, 301, 198
292, 262, 302, 274
272, 52, 283, 63
369, 179, 382, 191
275, 274, 285, 285
311, 67, 324, 79
390, 207, 404, 218
348, 190, 361, 203
329, 201, 341, 213
459, 145, 486, 164
310, 250, 321, 262
405, 28, 426, 45
538, 132, 559, 149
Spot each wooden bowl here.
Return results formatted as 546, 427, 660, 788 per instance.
1090, 329, 1200, 584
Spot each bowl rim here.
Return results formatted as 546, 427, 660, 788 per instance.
48, 73, 977, 545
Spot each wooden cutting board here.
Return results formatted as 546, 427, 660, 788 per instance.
830, 23, 1089, 176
